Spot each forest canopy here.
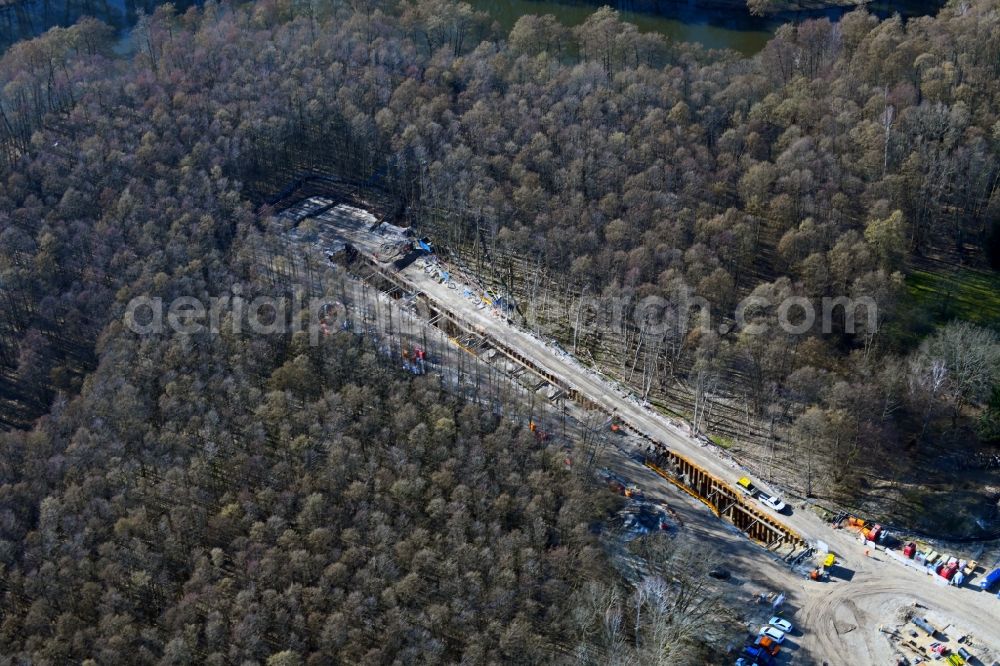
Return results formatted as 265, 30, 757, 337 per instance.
0, 0, 998, 660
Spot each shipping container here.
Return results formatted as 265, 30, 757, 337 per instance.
979, 568, 1000, 591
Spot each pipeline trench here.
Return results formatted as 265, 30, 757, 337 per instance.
340, 246, 807, 556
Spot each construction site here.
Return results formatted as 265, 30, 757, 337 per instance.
273, 195, 1000, 666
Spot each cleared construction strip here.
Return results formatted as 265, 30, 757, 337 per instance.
343, 244, 806, 553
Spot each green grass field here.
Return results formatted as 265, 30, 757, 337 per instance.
708, 434, 735, 449
905, 266, 1000, 329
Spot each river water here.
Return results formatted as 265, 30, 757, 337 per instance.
469, 0, 946, 55
0, 0, 944, 57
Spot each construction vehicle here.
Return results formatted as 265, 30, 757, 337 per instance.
809, 552, 835, 581
862, 523, 883, 543
736, 477, 759, 498
742, 645, 774, 666
845, 516, 883, 543
624, 484, 643, 498
528, 421, 550, 443
375, 239, 412, 264
753, 635, 780, 656
939, 559, 960, 581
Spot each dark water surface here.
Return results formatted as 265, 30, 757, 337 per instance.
0, 0, 200, 52
0, 0, 945, 56
470, 0, 947, 55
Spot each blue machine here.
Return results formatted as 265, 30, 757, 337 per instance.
979, 567, 1000, 591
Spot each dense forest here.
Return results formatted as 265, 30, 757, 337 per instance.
0, 259, 740, 664
1, 307, 742, 661
0, 0, 998, 660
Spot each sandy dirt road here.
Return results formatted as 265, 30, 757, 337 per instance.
312, 204, 1000, 666
607, 437, 1000, 666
